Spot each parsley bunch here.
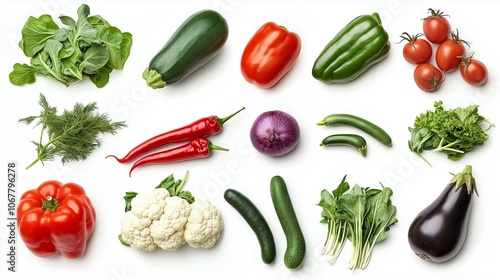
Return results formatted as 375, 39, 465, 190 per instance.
408, 101, 494, 166
19, 93, 126, 169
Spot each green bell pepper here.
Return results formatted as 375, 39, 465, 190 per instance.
312, 13, 390, 84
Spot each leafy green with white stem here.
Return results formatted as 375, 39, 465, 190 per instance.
318, 175, 350, 264
318, 176, 398, 270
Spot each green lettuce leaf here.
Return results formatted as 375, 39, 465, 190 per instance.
59, 4, 98, 47
11, 4, 133, 87
89, 65, 113, 88
9, 63, 37, 86
19, 15, 59, 57
100, 27, 124, 69
80, 43, 109, 75
30, 39, 69, 86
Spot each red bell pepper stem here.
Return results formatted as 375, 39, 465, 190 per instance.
129, 138, 228, 176
41, 196, 59, 211
107, 107, 244, 164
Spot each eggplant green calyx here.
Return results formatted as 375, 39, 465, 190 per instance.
143, 68, 167, 89
448, 165, 477, 196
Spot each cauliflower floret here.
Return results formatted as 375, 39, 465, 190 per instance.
150, 196, 191, 250
120, 211, 157, 251
121, 188, 184, 251
130, 188, 170, 220
184, 199, 224, 249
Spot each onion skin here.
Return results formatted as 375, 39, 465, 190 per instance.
250, 110, 300, 157
408, 165, 476, 263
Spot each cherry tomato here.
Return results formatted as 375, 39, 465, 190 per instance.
435, 30, 469, 72
399, 32, 432, 64
460, 53, 488, 86
422, 8, 451, 44
414, 62, 444, 92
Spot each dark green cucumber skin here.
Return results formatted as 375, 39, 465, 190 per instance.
224, 189, 276, 264
149, 9, 229, 84
321, 134, 367, 147
321, 134, 368, 156
321, 114, 392, 146
270, 176, 306, 270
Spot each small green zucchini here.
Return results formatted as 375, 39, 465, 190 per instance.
270, 175, 306, 270
317, 113, 392, 146
224, 188, 276, 264
320, 134, 367, 156
143, 9, 229, 89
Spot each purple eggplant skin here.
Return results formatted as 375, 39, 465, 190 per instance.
408, 165, 477, 263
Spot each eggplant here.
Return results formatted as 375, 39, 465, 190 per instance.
408, 165, 477, 263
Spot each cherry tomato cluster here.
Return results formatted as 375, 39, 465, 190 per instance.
399, 8, 488, 92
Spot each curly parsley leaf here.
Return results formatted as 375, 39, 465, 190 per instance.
19, 93, 126, 169
408, 101, 494, 165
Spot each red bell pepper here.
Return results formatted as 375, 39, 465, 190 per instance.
17, 180, 96, 258
241, 22, 301, 88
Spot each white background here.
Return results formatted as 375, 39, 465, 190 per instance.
1, 0, 499, 279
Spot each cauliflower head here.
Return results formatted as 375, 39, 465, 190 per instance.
120, 188, 191, 251
120, 186, 223, 251
184, 199, 224, 249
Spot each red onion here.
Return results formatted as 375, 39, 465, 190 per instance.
250, 110, 300, 156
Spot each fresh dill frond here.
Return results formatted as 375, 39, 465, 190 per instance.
20, 93, 127, 169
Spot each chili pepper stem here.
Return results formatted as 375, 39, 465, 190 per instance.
217, 107, 245, 125
209, 142, 229, 153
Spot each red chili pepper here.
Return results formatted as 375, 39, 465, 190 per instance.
129, 138, 228, 176
241, 22, 301, 88
107, 107, 244, 163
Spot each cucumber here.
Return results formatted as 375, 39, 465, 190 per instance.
317, 113, 392, 146
320, 133, 368, 156
270, 175, 306, 269
143, 9, 229, 88
224, 188, 276, 264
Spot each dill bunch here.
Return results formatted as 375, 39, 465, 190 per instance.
19, 93, 127, 169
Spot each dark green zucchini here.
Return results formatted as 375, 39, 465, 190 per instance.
143, 9, 229, 88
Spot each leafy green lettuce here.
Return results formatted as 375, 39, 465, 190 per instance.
9, 4, 133, 88
408, 101, 494, 166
